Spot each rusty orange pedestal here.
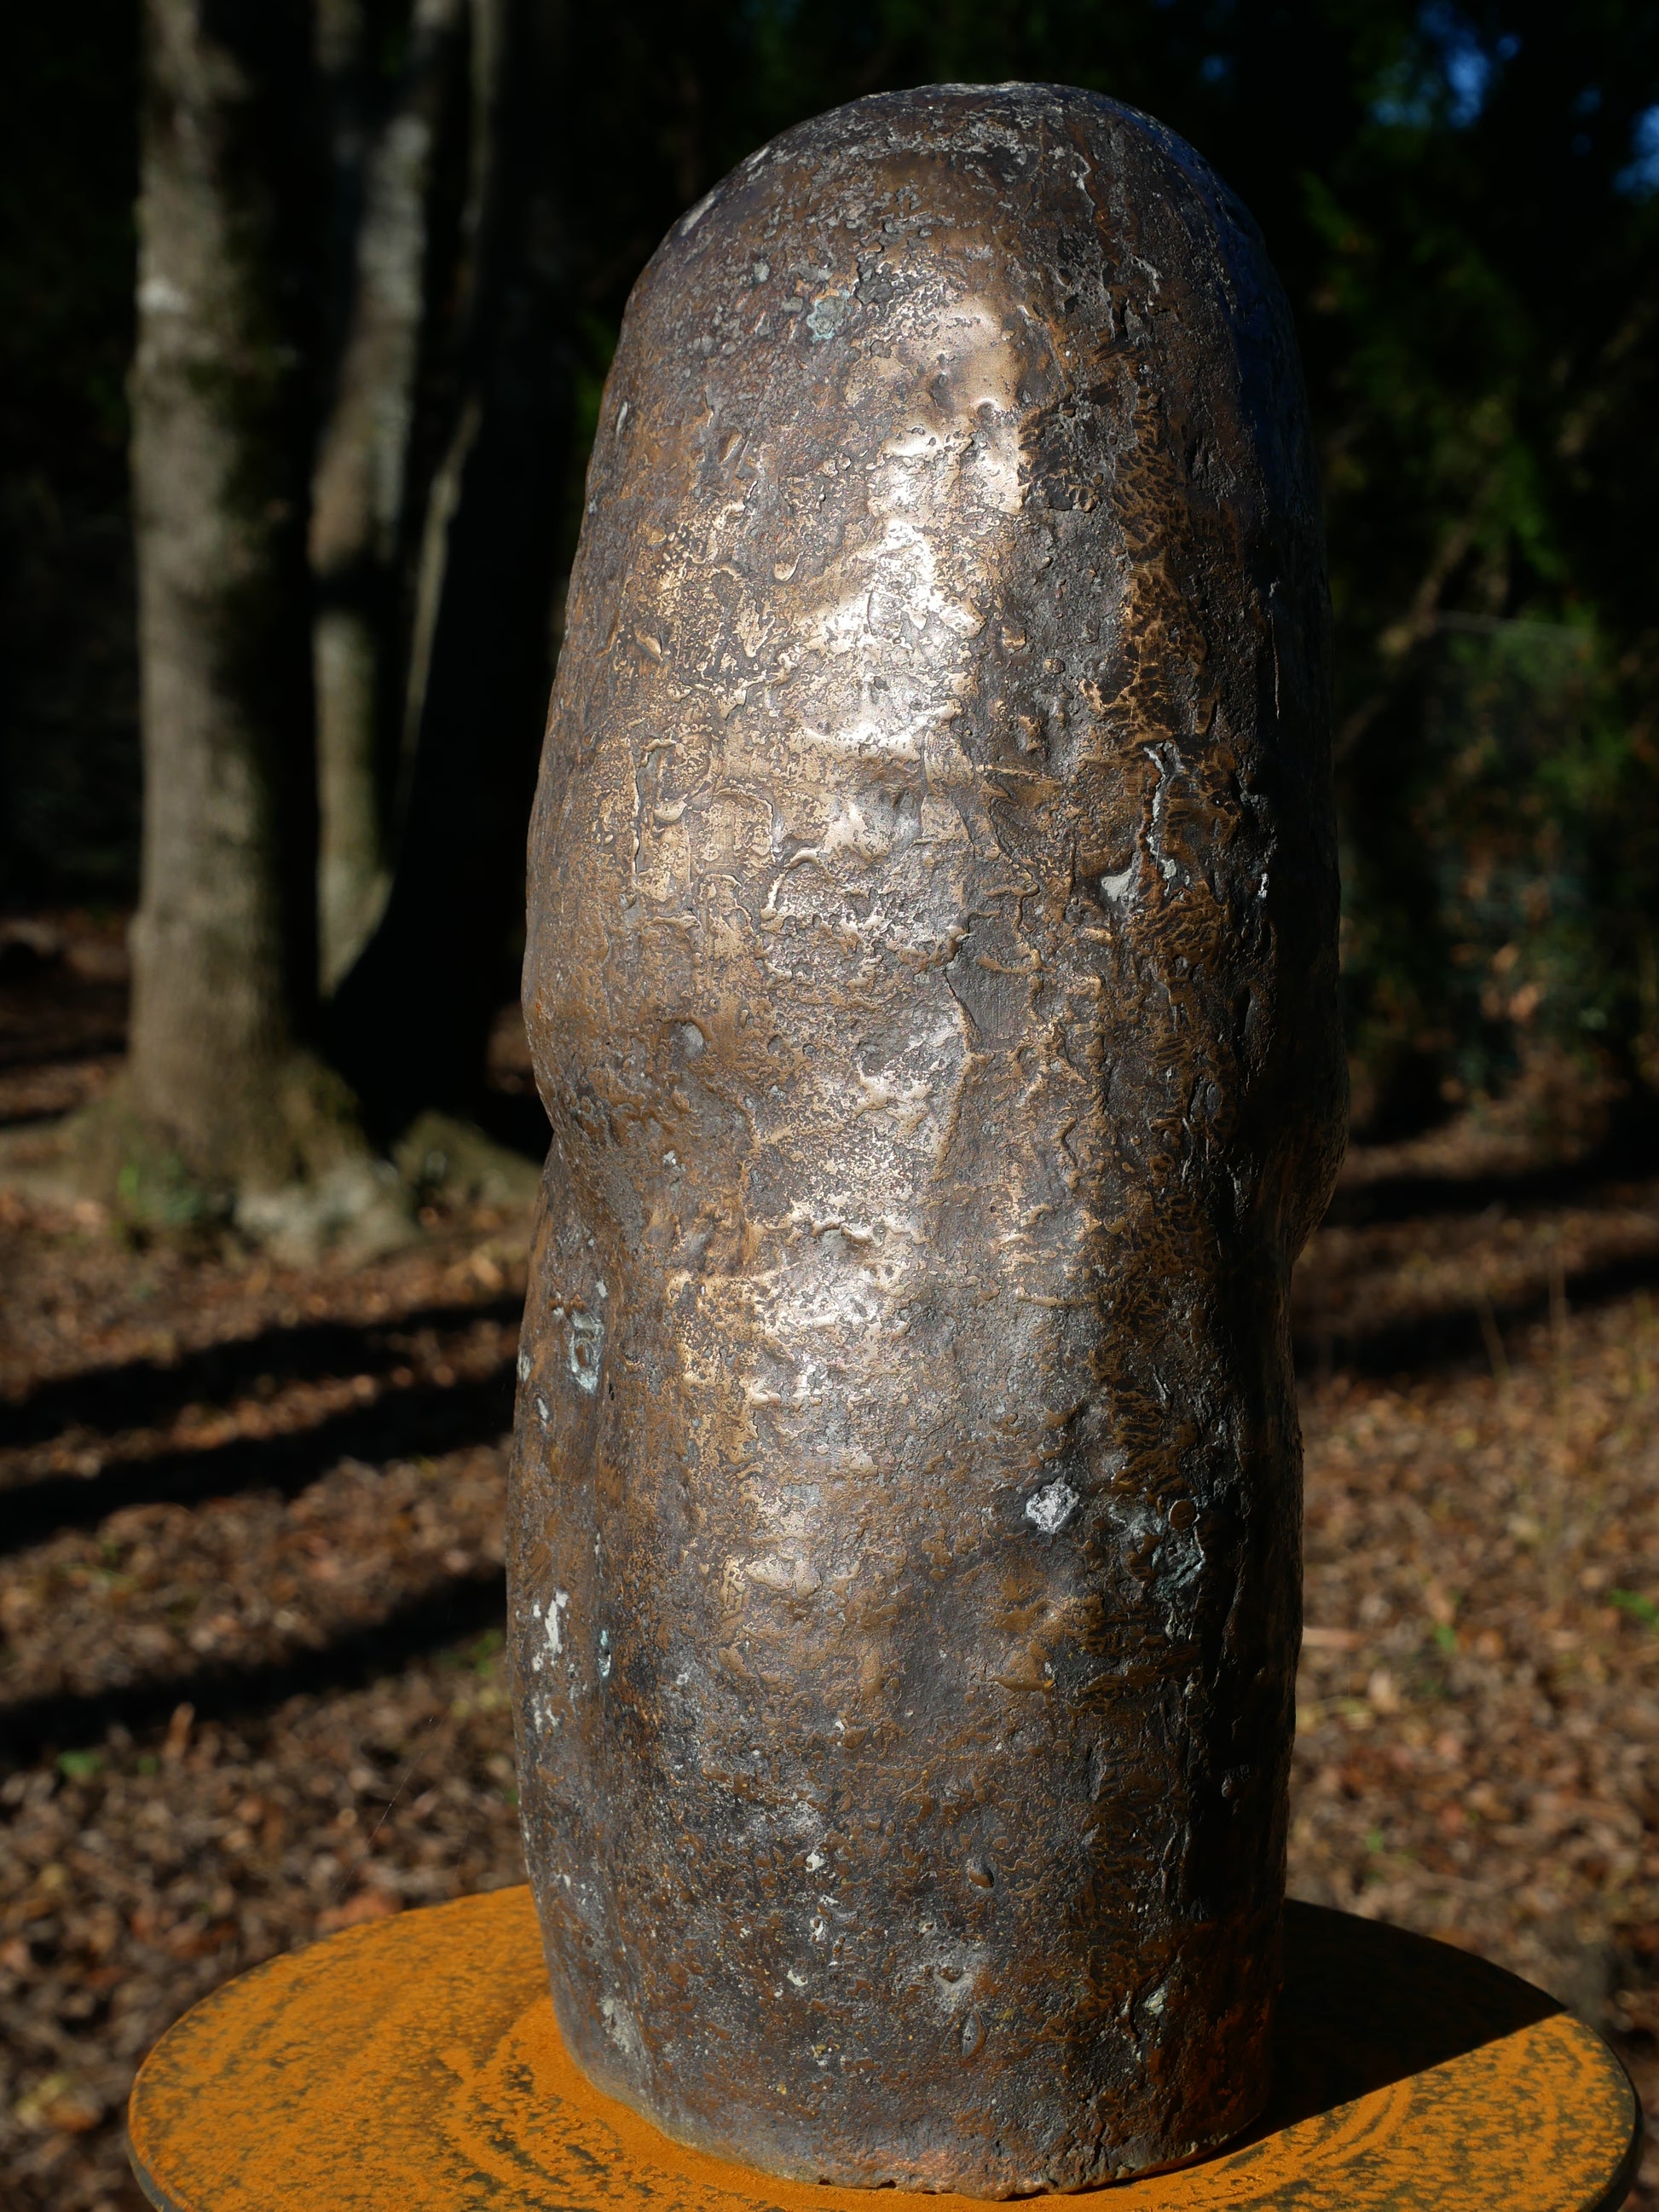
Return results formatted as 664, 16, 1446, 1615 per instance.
128, 1886, 1639, 2212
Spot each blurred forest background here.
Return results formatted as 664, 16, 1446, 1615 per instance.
3, 0, 1659, 1166
7, 3, 1659, 2209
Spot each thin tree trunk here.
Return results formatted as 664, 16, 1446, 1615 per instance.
311, 0, 468, 992
331, 0, 573, 1133
127, 0, 321, 1186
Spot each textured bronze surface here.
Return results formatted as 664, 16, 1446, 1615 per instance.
510, 82, 1345, 2196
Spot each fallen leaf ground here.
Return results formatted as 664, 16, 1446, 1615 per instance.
5, 916, 1659, 2208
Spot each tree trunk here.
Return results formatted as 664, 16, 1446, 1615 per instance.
329, 0, 573, 1135
311, 0, 469, 992
126, 0, 323, 1188
124, 0, 569, 1193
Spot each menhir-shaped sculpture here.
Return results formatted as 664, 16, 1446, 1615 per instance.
510, 83, 1345, 2197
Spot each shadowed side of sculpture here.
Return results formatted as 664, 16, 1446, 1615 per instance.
509, 83, 1345, 2197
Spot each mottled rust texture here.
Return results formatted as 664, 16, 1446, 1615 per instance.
127, 1889, 1645, 2212
510, 82, 1345, 2196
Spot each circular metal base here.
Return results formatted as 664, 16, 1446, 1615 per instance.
129, 1886, 1640, 2212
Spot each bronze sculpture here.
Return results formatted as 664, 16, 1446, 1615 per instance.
509, 82, 1345, 2196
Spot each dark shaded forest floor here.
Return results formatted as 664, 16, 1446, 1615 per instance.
6, 915, 1659, 2208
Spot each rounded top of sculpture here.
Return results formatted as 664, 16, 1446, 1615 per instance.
670, 78, 1244, 233
655, 79, 1269, 309
616, 78, 1302, 528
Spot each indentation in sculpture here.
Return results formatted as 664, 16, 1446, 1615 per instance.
509, 81, 1345, 2196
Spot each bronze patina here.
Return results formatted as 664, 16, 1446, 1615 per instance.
510, 82, 1345, 2196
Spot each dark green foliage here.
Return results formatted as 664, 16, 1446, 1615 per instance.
5, 2, 1658, 1132
1292, 3, 1659, 1123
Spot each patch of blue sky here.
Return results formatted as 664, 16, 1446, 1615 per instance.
1616, 105, 1659, 199
1374, 3, 1520, 131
